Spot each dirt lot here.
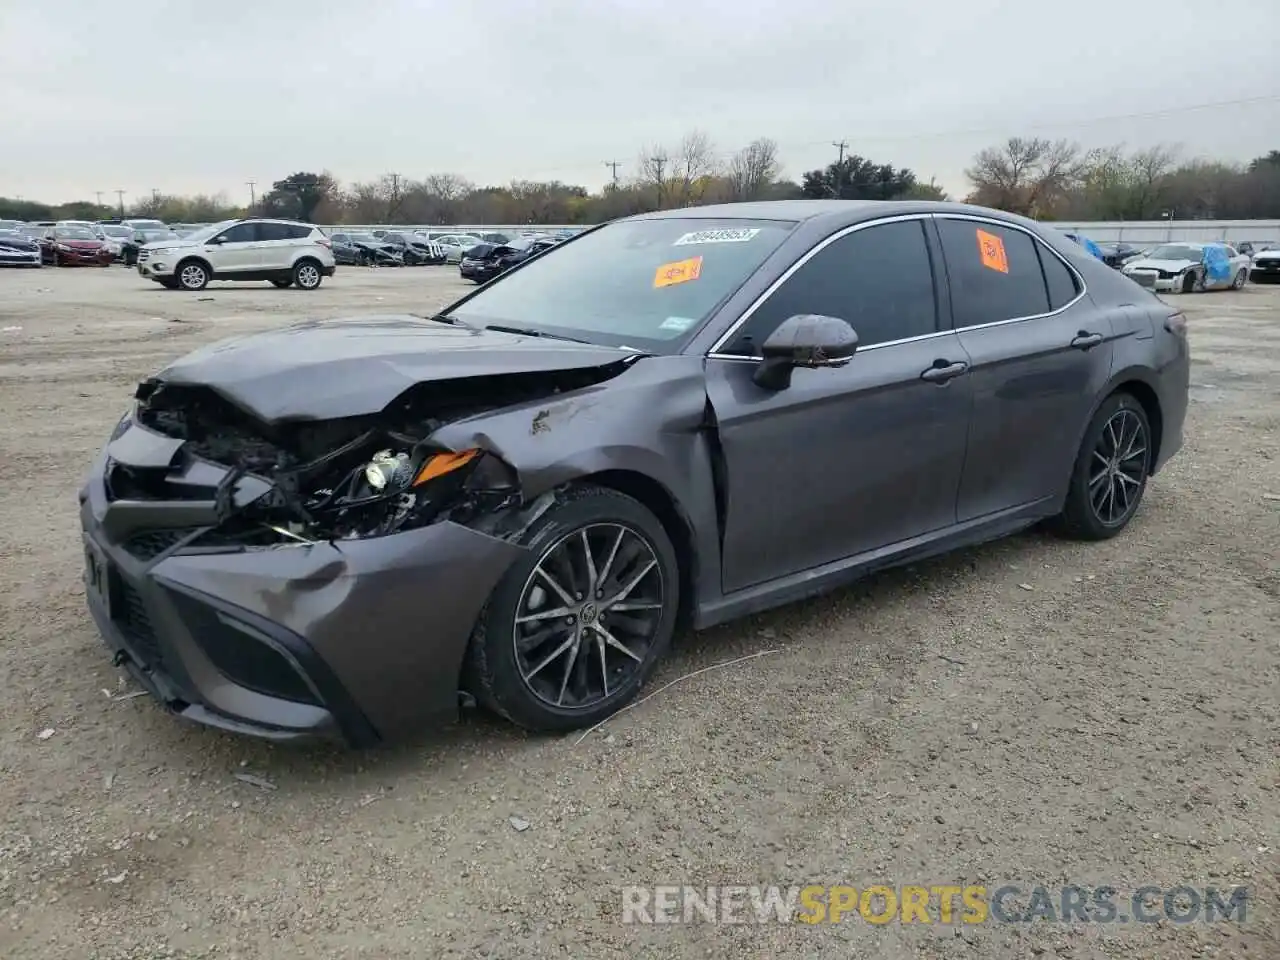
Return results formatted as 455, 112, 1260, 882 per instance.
0, 266, 1276, 959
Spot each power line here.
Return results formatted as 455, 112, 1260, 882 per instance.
832, 140, 848, 166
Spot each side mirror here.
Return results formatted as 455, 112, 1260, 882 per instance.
753, 314, 858, 390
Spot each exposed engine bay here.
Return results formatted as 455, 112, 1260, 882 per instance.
128, 365, 625, 545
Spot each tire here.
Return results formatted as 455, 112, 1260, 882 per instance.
271, 279, 293, 288
465, 484, 681, 732
1053, 392, 1153, 541
1232, 269, 1247, 290
175, 259, 209, 291
292, 259, 323, 290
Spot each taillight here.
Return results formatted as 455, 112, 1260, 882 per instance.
317, 238, 332, 248
1164, 312, 1187, 335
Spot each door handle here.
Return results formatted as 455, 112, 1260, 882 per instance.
1071, 331, 1104, 350
920, 360, 968, 383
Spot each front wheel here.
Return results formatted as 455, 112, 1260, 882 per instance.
176, 260, 209, 291
465, 485, 681, 732
1053, 392, 1152, 541
292, 260, 322, 290
1232, 269, 1247, 290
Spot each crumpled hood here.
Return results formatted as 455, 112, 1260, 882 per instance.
1124, 257, 1197, 272
155, 316, 635, 422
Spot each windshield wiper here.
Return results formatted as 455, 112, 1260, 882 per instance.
483, 324, 593, 345
414, 312, 481, 331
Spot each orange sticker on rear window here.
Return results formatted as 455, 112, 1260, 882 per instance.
976, 228, 1009, 274
654, 256, 703, 288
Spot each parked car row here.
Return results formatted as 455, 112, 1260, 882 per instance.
1062, 230, 1280, 292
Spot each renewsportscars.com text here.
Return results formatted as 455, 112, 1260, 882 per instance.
621, 884, 1249, 925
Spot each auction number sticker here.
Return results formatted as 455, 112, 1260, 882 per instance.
976, 228, 1009, 274
673, 228, 761, 246
654, 256, 704, 288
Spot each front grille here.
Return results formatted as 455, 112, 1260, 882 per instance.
114, 578, 162, 664
138, 249, 151, 262
1131, 272, 1156, 288
124, 528, 196, 561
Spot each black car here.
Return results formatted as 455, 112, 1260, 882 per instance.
122, 229, 179, 266
1094, 242, 1144, 269
459, 237, 559, 283
0, 228, 42, 267
377, 231, 446, 266
330, 232, 404, 267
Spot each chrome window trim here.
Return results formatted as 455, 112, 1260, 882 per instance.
706, 211, 1089, 362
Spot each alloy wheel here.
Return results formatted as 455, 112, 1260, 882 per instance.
513, 522, 665, 709
1088, 409, 1148, 526
180, 264, 206, 289
296, 263, 320, 288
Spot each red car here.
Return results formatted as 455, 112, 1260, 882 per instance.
40, 226, 113, 266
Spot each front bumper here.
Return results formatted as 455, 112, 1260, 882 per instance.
1250, 262, 1280, 282
0, 251, 41, 266
54, 248, 113, 265
79, 439, 526, 744
1124, 270, 1182, 291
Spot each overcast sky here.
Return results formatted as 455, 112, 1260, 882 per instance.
4, 0, 1278, 204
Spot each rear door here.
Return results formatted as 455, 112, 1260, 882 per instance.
935, 215, 1116, 521
705, 216, 974, 593
256, 222, 306, 270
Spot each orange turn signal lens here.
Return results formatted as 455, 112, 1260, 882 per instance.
412, 449, 481, 487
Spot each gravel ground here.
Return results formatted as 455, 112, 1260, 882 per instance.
0, 266, 1276, 960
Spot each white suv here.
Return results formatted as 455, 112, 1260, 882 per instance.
137, 218, 337, 291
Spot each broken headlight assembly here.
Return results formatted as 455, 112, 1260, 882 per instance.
241, 440, 519, 544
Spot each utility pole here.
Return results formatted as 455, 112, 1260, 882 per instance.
648, 155, 667, 206
830, 140, 849, 198
246, 180, 257, 209
151, 188, 160, 202
386, 173, 402, 221
603, 160, 622, 190
94, 191, 103, 208
115, 190, 126, 216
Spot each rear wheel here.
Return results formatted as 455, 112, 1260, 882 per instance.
1232, 269, 1247, 289
1054, 392, 1152, 541
292, 259, 323, 290
465, 485, 680, 731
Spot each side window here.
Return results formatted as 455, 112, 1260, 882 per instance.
936, 218, 1050, 328
725, 219, 937, 355
290, 225, 315, 240
331, 234, 348, 243
257, 223, 292, 242
1037, 245, 1081, 311
215, 223, 258, 244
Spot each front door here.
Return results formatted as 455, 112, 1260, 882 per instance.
706, 217, 974, 594
205, 221, 262, 273
933, 216, 1117, 521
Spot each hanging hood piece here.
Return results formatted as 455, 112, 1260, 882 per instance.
156, 316, 638, 422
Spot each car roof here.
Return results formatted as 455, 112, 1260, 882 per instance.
624, 199, 1043, 231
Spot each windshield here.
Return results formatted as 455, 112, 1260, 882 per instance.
127, 220, 166, 231
449, 218, 794, 351
101, 225, 132, 238
1145, 245, 1202, 261
0, 230, 27, 240
54, 227, 96, 240
177, 220, 235, 243
348, 232, 378, 242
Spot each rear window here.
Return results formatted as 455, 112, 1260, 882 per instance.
449, 218, 794, 351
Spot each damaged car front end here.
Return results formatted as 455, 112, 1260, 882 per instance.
79, 318, 657, 744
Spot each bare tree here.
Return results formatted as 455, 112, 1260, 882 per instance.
965, 137, 1085, 216
1129, 144, 1180, 217
727, 138, 781, 201
669, 130, 719, 206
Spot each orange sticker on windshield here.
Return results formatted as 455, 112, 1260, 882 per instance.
654, 256, 703, 288
976, 228, 1009, 273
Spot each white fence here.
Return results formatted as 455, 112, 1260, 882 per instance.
1050, 220, 1280, 243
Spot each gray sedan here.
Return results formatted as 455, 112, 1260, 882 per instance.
79, 200, 1189, 745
